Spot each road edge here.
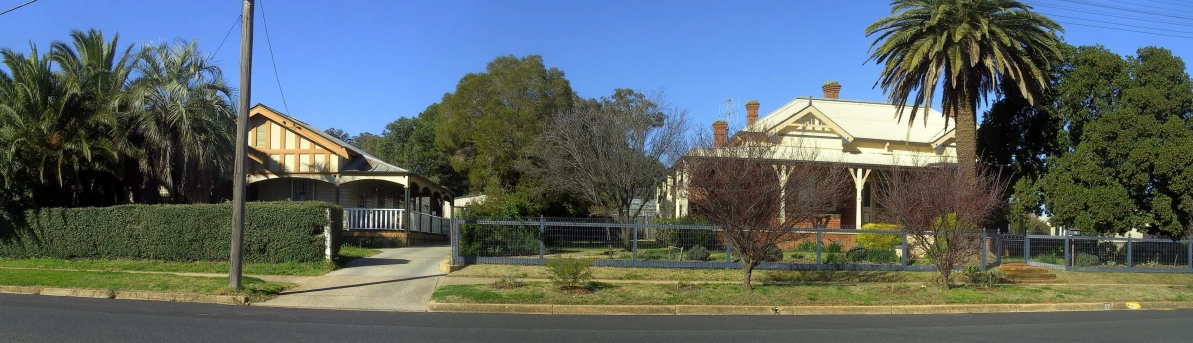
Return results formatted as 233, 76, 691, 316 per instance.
427, 301, 1193, 315
0, 285, 249, 305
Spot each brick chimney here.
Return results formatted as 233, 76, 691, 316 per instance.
822, 81, 841, 99
712, 120, 728, 147
745, 100, 760, 126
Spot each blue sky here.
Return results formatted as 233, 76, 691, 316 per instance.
2, 0, 1191, 136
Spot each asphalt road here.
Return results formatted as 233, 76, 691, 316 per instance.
3, 293, 1193, 343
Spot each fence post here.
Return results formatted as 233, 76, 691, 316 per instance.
995, 232, 1003, 265
1187, 238, 1191, 271
1024, 235, 1031, 265
1127, 236, 1133, 269
538, 215, 545, 262
1063, 235, 1071, 271
451, 218, 460, 264
981, 233, 988, 270
632, 221, 639, 266
816, 229, 823, 264
901, 231, 908, 267
725, 239, 732, 264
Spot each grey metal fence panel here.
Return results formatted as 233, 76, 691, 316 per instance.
452, 217, 986, 271
996, 233, 1193, 274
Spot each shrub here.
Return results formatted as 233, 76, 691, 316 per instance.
654, 216, 714, 249
1033, 253, 1063, 265
1074, 252, 1101, 267
825, 240, 843, 253
0, 201, 339, 263
460, 224, 539, 257
963, 265, 1003, 287
794, 240, 817, 252
687, 245, 710, 261
546, 258, 594, 289
857, 223, 901, 250
823, 253, 845, 264
493, 273, 525, 289
762, 244, 784, 262
845, 246, 868, 263
865, 249, 900, 264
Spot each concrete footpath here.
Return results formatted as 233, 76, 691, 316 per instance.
257, 246, 449, 311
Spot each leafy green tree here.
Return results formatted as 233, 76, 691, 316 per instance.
373, 104, 467, 195
323, 127, 351, 142
436, 55, 574, 196
866, 0, 1064, 176
1041, 46, 1193, 237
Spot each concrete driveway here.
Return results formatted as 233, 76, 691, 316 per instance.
257, 246, 450, 311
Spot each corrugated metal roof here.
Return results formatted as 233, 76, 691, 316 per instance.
751, 97, 954, 144
253, 104, 409, 174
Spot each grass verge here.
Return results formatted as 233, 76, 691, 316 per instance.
338, 245, 383, 265
0, 246, 384, 276
433, 282, 1193, 306
0, 269, 292, 302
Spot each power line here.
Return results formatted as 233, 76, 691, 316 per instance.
0, 0, 37, 16
1147, 0, 1188, 7
1027, 2, 1193, 28
213, 15, 243, 57
1042, 12, 1193, 35
1055, 21, 1193, 39
1106, 0, 1193, 16
1052, 0, 1193, 21
258, 0, 291, 116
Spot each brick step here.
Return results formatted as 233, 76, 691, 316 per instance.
1004, 270, 1056, 276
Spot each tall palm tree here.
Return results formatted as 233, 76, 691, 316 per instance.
865, 0, 1063, 174
127, 39, 235, 203
50, 29, 140, 204
0, 45, 118, 205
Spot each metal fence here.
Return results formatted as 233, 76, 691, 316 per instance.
997, 234, 1193, 273
450, 217, 1004, 271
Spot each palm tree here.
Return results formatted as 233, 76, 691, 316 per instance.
127, 39, 235, 203
50, 29, 140, 205
0, 45, 118, 204
865, 0, 1063, 174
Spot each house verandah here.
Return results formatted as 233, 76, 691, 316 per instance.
243, 104, 452, 237
658, 83, 959, 234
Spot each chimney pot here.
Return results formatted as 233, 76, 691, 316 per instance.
712, 121, 728, 147
745, 100, 760, 126
822, 81, 841, 99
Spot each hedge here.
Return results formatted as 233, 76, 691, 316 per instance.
0, 201, 342, 263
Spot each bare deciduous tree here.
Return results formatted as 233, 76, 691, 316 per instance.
685, 127, 851, 290
876, 163, 1007, 289
531, 89, 690, 221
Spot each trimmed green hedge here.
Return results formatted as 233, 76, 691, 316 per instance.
0, 201, 341, 263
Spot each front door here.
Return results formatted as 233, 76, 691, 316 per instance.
861, 182, 874, 224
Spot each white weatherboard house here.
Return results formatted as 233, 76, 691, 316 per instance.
659, 82, 958, 230
244, 104, 452, 235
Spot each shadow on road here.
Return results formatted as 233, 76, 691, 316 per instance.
343, 258, 411, 268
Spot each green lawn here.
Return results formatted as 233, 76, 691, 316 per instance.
0, 269, 291, 302
0, 245, 383, 276
433, 281, 1193, 306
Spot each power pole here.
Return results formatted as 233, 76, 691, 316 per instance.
230, 0, 254, 290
